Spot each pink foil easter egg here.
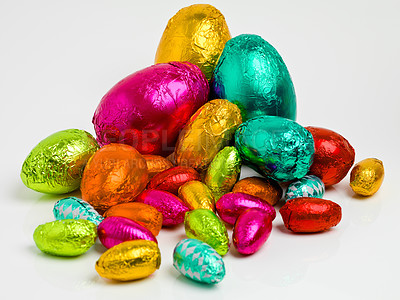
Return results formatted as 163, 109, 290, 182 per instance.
92, 62, 209, 155
216, 192, 276, 225
97, 216, 157, 249
135, 189, 189, 226
233, 208, 273, 255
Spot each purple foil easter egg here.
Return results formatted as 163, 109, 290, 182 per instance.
97, 216, 157, 249
216, 192, 276, 225
93, 62, 209, 155
233, 208, 273, 255
135, 189, 189, 226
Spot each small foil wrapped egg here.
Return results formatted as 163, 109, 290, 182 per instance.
285, 175, 325, 201
235, 116, 314, 182
143, 155, 174, 179
155, 4, 231, 81
350, 158, 384, 196
93, 62, 209, 155
80, 143, 148, 214
21, 129, 99, 194
212, 34, 296, 122
178, 181, 215, 211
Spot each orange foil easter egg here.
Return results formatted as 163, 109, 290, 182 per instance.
143, 155, 174, 179
81, 144, 148, 214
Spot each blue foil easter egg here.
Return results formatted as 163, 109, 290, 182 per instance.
235, 116, 314, 182
212, 34, 296, 121
285, 175, 325, 201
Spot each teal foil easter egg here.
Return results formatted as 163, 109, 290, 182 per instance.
173, 238, 225, 284
235, 116, 314, 182
212, 34, 296, 121
285, 175, 325, 201
53, 197, 104, 225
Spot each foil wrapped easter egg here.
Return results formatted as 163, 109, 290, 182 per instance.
135, 189, 189, 226
306, 126, 355, 186
93, 62, 208, 155
97, 216, 157, 249
212, 34, 296, 121
216, 192, 276, 225
285, 175, 325, 201
147, 166, 201, 195
173, 238, 225, 284
95, 240, 161, 281
175, 99, 242, 171
104, 202, 163, 236
21, 129, 99, 194
204, 146, 241, 200
350, 158, 384, 196
80, 144, 148, 214
233, 208, 273, 255
232, 176, 282, 206
143, 155, 174, 179
155, 4, 231, 81
33, 219, 97, 256
178, 181, 215, 211
235, 116, 314, 182
184, 209, 229, 256
279, 197, 342, 233
53, 197, 104, 226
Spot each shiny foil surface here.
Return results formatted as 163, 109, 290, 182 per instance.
175, 99, 242, 171
135, 189, 189, 226
350, 158, 384, 196
147, 166, 201, 195
143, 155, 174, 179
306, 126, 355, 186
80, 144, 148, 214
235, 116, 314, 182
155, 4, 231, 81
173, 238, 225, 284
233, 208, 273, 255
184, 209, 230, 256
216, 192, 276, 225
33, 219, 97, 256
21, 129, 99, 194
53, 197, 104, 226
95, 240, 161, 281
279, 197, 342, 233
92, 62, 208, 155
212, 34, 296, 122
285, 175, 325, 201
178, 180, 215, 211
232, 176, 282, 206
103, 202, 163, 236
97, 216, 157, 249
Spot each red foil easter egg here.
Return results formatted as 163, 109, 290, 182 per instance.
279, 197, 342, 233
147, 166, 201, 195
306, 126, 355, 186
93, 62, 209, 155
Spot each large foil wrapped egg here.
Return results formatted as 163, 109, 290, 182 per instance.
21, 129, 99, 194
155, 4, 231, 81
235, 116, 314, 182
80, 144, 148, 214
350, 158, 384, 196
93, 62, 209, 155
212, 34, 296, 121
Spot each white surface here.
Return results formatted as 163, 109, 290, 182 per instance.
1, 0, 399, 299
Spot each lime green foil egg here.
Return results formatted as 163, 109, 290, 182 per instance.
21, 129, 99, 194
33, 219, 97, 256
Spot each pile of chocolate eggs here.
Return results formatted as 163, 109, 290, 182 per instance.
22, 4, 384, 284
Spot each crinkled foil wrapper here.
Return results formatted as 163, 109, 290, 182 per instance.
175, 99, 242, 171
350, 158, 384, 196
178, 180, 215, 211
143, 155, 174, 179
235, 116, 314, 182
21, 129, 99, 194
285, 175, 325, 201
95, 240, 161, 281
212, 34, 296, 122
33, 219, 97, 256
155, 4, 231, 81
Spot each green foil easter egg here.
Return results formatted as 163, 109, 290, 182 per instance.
21, 129, 99, 194
212, 34, 296, 121
235, 116, 314, 182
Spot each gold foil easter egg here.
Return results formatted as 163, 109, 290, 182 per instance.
178, 180, 215, 211
155, 4, 231, 81
350, 158, 384, 196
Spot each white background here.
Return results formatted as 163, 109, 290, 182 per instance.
1, 0, 399, 299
